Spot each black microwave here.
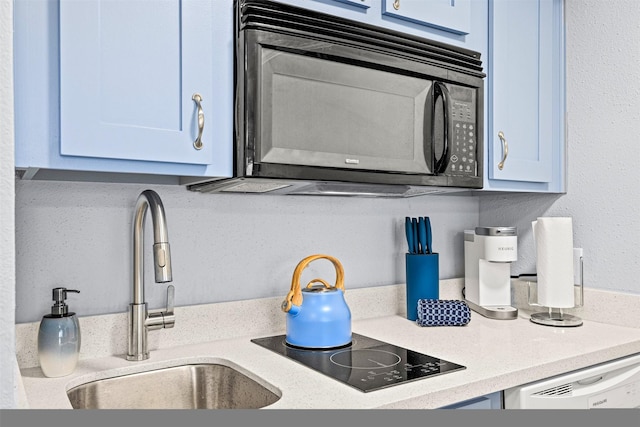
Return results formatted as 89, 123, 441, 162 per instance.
189, 0, 485, 197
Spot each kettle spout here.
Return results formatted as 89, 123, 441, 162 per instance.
281, 299, 300, 316
287, 304, 301, 316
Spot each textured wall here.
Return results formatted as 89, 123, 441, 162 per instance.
479, 0, 640, 294
15, 180, 479, 323
0, 0, 16, 409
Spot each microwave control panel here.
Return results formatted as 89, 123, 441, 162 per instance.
446, 86, 478, 176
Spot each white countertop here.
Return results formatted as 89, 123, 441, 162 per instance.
19, 304, 640, 409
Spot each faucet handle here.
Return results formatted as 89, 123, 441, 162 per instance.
166, 285, 175, 317
146, 285, 176, 330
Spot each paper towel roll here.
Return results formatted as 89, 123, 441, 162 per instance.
532, 217, 575, 308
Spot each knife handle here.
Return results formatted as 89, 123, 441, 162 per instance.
425, 217, 432, 254
418, 217, 427, 254
405, 217, 415, 254
412, 218, 418, 254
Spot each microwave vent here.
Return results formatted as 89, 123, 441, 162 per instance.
189, 178, 292, 194
288, 182, 446, 198
219, 181, 291, 193
187, 178, 456, 197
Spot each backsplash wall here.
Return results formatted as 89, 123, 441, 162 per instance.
15, 179, 479, 323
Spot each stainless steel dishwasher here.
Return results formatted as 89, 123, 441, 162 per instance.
504, 353, 640, 409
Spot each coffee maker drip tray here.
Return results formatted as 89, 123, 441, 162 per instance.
251, 333, 466, 393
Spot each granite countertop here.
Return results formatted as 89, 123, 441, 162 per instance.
18, 283, 640, 409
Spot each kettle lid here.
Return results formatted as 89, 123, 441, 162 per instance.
302, 282, 339, 293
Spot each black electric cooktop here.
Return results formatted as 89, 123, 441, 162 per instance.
251, 333, 466, 393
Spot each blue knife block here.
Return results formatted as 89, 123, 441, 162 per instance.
405, 253, 439, 321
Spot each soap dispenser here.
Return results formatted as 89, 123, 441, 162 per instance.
37, 287, 81, 378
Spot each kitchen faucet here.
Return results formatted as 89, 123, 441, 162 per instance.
127, 189, 175, 361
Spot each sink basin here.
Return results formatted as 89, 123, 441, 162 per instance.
66, 363, 281, 409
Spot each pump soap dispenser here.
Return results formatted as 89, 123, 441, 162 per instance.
37, 287, 81, 378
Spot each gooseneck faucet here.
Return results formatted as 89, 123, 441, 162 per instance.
127, 189, 175, 361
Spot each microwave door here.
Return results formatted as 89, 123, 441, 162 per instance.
425, 81, 452, 175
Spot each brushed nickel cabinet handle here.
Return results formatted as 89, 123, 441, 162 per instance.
497, 131, 508, 170
192, 93, 204, 150
393, 0, 400, 10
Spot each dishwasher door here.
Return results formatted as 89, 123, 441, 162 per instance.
504, 353, 640, 409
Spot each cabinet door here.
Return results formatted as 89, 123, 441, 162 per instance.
59, 0, 216, 166
441, 391, 503, 409
330, 0, 372, 9
382, 0, 471, 35
487, 0, 558, 185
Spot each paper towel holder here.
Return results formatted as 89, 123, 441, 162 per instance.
522, 253, 584, 327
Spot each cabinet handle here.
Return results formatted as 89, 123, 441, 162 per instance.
393, 0, 400, 10
192, 93, 204, 150
497, 131, 508, 170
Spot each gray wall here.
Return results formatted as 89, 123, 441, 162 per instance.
14, 180, 478, 323
479, 0, 640, 295
1, 0, 15, 409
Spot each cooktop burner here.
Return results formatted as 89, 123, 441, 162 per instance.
251, 333, 466, 393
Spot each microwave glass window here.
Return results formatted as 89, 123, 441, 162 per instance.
259, 49, 433, 174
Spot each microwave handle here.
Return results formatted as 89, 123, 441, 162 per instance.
432, 81, 452, 174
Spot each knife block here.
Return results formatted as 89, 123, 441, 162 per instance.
405, 253, 439, 321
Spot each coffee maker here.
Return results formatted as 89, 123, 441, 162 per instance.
464, 227, 518, 320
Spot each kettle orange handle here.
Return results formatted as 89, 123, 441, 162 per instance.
281, 254, 345, 312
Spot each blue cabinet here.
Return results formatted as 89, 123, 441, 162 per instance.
482, 0, 565, 192
279, 0, 487, 56
330, 0, 372, 9
14, 0, 233, 180
441, 391, 503, 409
382, 0, 471, 35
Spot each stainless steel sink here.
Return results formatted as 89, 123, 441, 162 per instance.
67, 363, 281, 409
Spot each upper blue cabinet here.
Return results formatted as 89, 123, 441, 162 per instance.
280, 0, 487, 55
483, 0, 566, 192
60, 0, 213, 165
14, 0, 233, 179
381, 0, 471, 35
331, 0, 372, 9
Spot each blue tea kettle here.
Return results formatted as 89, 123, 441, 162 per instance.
281, 254, 352, 349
